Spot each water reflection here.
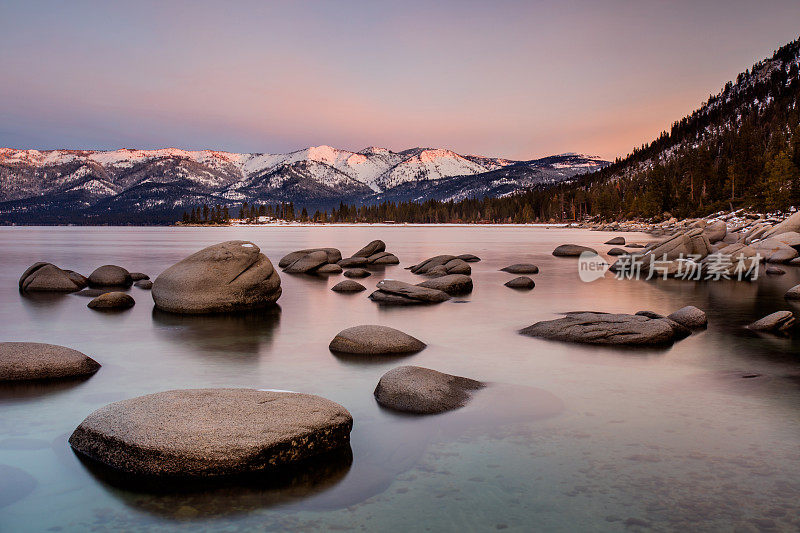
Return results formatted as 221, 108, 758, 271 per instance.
151, 306, 281, 357
0, 375, 96, 404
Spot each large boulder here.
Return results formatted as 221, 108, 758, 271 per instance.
329, 325, 426, 355
417, 274, 472, 295
762, 211, 800, 239
278, 248, 342, 269
282, 250, 329, 273
374, 366, 484, 414
19, 263, 85, 292
520, 312, 686, 346
152, 241, 281, 314
352, 240, 386, 258
552, 244, 598, 257
643, 229, 712, 262
408, 255, 471, 275
331, 280, 366, 293
667, 306, 707, 328
771, 231, 800, 251
87, 292, 135, 310
749, 238, 798, 263
68, 389, 352, 478
88, 265, 132, 287
504, 276, 535, 290
703, 220, 727, 243
0, 342, 100, 381
500, 264, 539, 274
746, 311, 795, 333
369, 280, 450, 305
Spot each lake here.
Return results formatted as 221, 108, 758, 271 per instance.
1, 225, 800, 532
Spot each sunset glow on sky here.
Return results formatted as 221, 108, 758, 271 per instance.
1, 0, 799, 160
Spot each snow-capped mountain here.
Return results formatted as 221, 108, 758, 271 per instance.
0, 145, 607, 223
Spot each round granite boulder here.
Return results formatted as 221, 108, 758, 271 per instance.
19, 263, 84, 292
374, 366, 484, 414
88, 265, 132, 287
68, 389, 353, 478
417, 274, 473, 295
152, 241, 282, 314
344, 268, 371, 279
331, 280, 366, 293
88, 292, 135, 310
666, 306, 707, 329
0, 342, 100, 382
352, 240, 386, 258
520, 312, 685, 346
504, 276, 535, 290
500, 263, 539, 274
552, 245, 598, 257
329, 325, 426, 355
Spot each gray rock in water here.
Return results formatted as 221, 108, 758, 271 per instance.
73, 288, 111, 297
374, 366, 484, 414
152, 241, 281, 314
316, 263, 343, 274
88, 265, 132, 287
352, 240, 386, 258
329, 325, 426, 354
747, 311, 795, 333
457, 254, 481, 262
604, 237, 625, 245
282, 250, 330, 273
129, 273, 150, 281
134, 280, 153, 290
331, 280, 366, 292
626, 243, 645, 248
520, 312, 685, 346
369, 280, 450, 305
607, 247, 627, 256
344, 268, 371, 278
278, 248, 342, 269
0, 342, 100, 381
765, 266, 786, 275
417, 274, 473, 295
552, 244, 598, 257
667, 306, 707, 329
338, 257, 369, 268
784, 284, 800, 300
19, 263, 84, 292
500, 264, 539, 274
367, 252, 400, 265
88, 292, 135, 310
408, 255, 471, 275
504, 276, 535, 290
68, 389, 352, 478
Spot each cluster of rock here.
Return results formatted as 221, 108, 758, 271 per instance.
279, 240, 400, 279
407, 254, 473, 277
500, 263, 538, 290
369, 280, 452, 305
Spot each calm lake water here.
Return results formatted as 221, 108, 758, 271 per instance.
1, 226, 800, 532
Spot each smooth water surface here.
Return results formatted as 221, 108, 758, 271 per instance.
1, 226, 799, 532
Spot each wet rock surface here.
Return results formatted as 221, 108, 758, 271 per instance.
329, 325, 426, 355
87, 291, 135, 310
504, 276, 535, 290
331, 280, 366, 292
416, 274, 473, 295
19, 263, 85, 292
88, 265, 132, 287
374, 366, 484, 414
520, 312, 688, 346
369, 280, 450, 305
500, 263, 539, 274
552, 244, 598, 257
0, 342, 100, 382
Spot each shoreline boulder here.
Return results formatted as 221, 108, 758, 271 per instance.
374, 366, 484, 414
329, 325, 426, 355
68, 389, 353, 478
0, 342, 100, 381
152, 241, 281, 314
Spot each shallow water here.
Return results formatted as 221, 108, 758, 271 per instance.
1, 225, 800, 532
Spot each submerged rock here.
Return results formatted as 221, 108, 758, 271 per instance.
746, 311, 795, 333
374, 366, 484, 414
152, 241, 281, 314
329, 325, 426, 355
88, 265, 132, 287
417, 274, 473, 295
88, 292, 135, 310
68, 389, 353, 478
369, 280, 450, 305
500, 263, 539, 274
504, 276, 535, 290
331, 280, 366, 293
0, 342, 100, 381
552, 244, 598, 257
344, 268, 371, 279
19, 263, 84, 292
666, 306, 707, 329
457, 254, 481, 262
520, 312, 686, 346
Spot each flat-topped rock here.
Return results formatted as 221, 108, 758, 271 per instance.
604, 237, 625, 245
152, 241, 281, 314
88, 265, 132, 287
552, 244, 598, 257
457, 254, 481, 262
279, 248, 342, 269
0, 342, 100, 382
331, 280, 366, 293
747, 311, 795, 333
329, 325, 426, 355
667, 306, 707, 329
520, 312, 686, 346
68, 389, 353, 478
19, 263, 85, 292
352, 240, 386, 258
500, 263, 539, 274
374, 366, 484, 414
88, 292, 135, 310
282, 250, 330, 273
504, 276, 535, 290
369, 280, 450, 305
344, 268, 371, 278
417, 274, 473, 295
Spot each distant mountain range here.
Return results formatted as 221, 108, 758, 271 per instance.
0, 146, 608, 224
